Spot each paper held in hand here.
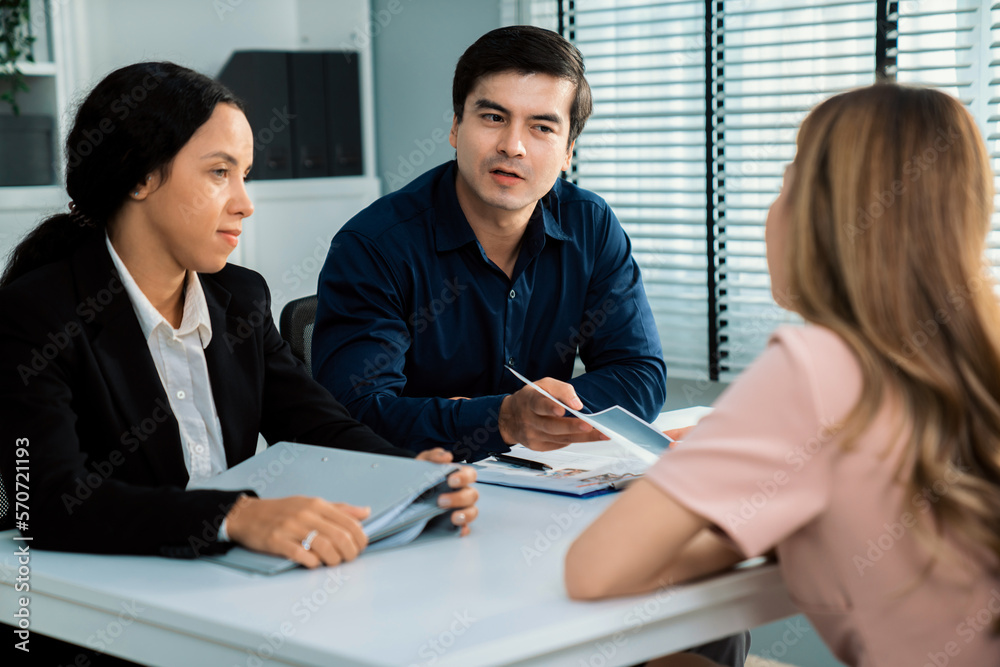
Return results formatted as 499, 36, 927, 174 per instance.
470, 368, 679, 497
504, 365, 673, 464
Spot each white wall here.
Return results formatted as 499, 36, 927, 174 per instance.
371, 0, 502, 192
77, 1, 299, 81
75, 0, 377, 184
76, 0, 375, 78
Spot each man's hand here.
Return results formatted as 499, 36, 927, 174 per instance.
416, 448, 480, 536
225, 495, 370, 569
498, 377, 608, 451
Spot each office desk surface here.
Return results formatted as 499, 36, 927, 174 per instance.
1, 480, 795, 667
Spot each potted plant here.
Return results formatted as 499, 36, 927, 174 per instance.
0, 0, 55, 186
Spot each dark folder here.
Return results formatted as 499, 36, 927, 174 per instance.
324, 51, 363, 176
217, 50, 363, 180
218, 51, 293, 180
288, 52, 330, 178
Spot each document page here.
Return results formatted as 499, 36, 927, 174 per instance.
504, 366, 672, 464
473, 445, 649, 496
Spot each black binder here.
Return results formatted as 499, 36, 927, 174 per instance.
324, 52, 363, 176
288, 52, 330, 178
218, 50, 363, 180
218, 51, 293, 180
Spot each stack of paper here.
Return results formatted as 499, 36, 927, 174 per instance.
473, 445, 650, 497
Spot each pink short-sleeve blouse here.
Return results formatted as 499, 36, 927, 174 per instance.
646, 325, 1000, 667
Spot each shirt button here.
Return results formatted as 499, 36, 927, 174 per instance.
195, 444, 206, 454
176, 390, 186, 400
509, 289, 516, 299
508, 356, 515, 366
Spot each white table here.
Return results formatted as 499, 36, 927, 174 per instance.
0, 478, 795, 667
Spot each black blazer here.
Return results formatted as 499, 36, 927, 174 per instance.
0, 238, 410, 557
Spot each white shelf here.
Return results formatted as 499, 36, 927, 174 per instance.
0, 185, 65, 209
16, 61, 58, 77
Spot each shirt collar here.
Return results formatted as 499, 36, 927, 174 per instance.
105, 234, 213, 347
538, 189, 572, 242
433, 161, 571, 252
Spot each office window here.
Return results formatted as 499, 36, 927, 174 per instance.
506, 0, 1000, 381
895, 1, 1000, 272
714, 1, 875, 379
569, 1, 711, 379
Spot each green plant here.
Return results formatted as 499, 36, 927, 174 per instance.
0, 0, 36, 116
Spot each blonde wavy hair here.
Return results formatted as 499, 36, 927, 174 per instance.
785, 83, 1000, 596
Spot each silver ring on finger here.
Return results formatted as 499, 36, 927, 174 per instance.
301, 529, 319, 551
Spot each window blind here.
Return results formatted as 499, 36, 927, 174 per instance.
565, 0, 711, 378
714, 1, 876, 379
895, 1, 1000, 273
991, 4, 1000, 272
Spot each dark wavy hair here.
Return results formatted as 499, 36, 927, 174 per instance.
452, 25, 593, 146
0, 61, 244, 288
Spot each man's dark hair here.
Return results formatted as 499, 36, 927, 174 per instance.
452, 25, 593, 146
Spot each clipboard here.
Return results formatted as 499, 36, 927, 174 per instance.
189, 443, 459, 574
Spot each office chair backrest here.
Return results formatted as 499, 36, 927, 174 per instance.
279, 295, 319, 373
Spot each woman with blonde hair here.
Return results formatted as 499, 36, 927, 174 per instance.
565, 83, 1000, 666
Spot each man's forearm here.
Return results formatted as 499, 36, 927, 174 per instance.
347, 392, 509, 461
569, 357, 668, 423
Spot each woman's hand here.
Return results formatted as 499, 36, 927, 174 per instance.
416, 447, 453, 464
416, 448, 480, 536
439, 466, 479, 536
225, 495, 370, 568
662, 425, 695, 443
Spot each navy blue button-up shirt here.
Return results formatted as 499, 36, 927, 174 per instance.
313, 161, 666, 460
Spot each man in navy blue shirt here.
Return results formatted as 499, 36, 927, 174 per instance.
314, 29, 749, 665
313, 26, 667, 463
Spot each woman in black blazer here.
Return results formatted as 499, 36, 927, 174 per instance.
0, 62, 477, 570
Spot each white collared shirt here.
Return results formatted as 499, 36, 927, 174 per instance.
106, 235, 228, 486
